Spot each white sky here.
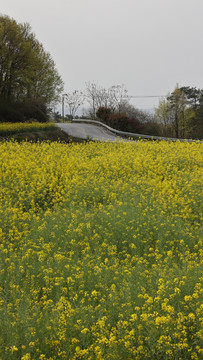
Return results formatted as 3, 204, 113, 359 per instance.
1, 0, 203, 111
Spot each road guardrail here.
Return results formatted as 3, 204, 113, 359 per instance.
72, 119, 201, 143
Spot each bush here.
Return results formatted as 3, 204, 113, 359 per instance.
125, 116, 145, 133
96, 106, 145, 133
22, 100, 48, 123
0, 100, 23, 123
0, 98, 48, 123
107, 112, 129, 131
96, 107, 112, 122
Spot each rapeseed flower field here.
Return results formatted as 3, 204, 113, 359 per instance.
0, 138, 202, 359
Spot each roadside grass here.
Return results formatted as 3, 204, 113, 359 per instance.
0, 122, 56, 135
0, 140, 202, 359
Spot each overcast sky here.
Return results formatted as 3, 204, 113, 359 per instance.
1, 0, 203, 111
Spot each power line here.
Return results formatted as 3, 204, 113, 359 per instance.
129, 95, 166, 98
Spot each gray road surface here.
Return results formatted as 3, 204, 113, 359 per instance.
56, 123, 131, 142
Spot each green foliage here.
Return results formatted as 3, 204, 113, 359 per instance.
0, 15, 64, 122
155, 85, 203, 139
180, 86, 203, 108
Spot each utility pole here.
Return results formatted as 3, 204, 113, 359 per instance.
62, 94, 68, 122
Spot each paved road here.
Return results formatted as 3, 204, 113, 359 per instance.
57, 123, 132, 142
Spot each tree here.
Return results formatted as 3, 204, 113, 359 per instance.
85, 82, 100, 118
167, 86, 187, 138
0, 15, 63, 122
107, 85, 129, 112
155, 85, 203, 139
155, 97, 175, 136
179, 86, 203, 109
197, 94, 203, 134
85, 82, 129, 117
64, 90, 84, 118
117, 102, 154, 124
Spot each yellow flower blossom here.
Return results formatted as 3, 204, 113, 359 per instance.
0, 136, 202, 359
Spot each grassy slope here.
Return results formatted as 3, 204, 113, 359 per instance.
0, 126, 84, 143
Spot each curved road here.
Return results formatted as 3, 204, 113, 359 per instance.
57, 123, 131, 142
57, 120, 200, 143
